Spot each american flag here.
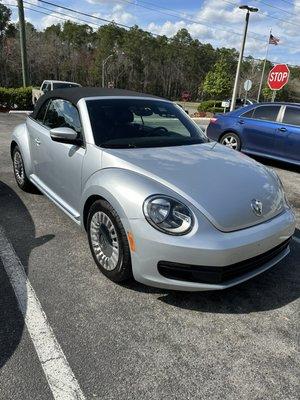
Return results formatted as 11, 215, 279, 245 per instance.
269, 34, 280, 45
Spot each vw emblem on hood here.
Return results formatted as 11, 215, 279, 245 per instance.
251, 199, 263, 216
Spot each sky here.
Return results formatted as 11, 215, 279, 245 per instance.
3, 0, 300, 66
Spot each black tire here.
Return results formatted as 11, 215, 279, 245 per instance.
87, 199, 132, 283
12, 146, 35, 192
220, 132, 241, 151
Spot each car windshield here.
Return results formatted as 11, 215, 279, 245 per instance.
52, 83, 80, 89
86, 99, 207, 148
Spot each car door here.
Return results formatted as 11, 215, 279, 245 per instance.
27, 98, 51, 175
35, 99, 85, 216
239, 105, 281, 156
275, 105, 300, 163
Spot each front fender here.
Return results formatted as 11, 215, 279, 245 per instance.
11, 122, 33, 176
80, 168, 185, 225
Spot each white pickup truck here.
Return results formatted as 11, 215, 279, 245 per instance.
32, 80, 81, 105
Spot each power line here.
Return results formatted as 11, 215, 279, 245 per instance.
36, 0, 132, 29
2, 2, 100, 27
256, 0, 294, 16
121, 0, 300, 53
16, 0, 266, 44
254, 0, 296, 16
4, 0, 300, 56
222, 0, 300, 28
278, 0, 295, 5
4, 4, 92, 25
23, 1, 100, 27
120, 0, 267, 42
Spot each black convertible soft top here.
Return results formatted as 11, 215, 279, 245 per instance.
32, 87, 162, 119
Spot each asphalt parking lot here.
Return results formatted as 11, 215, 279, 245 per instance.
0, 113, 299, 400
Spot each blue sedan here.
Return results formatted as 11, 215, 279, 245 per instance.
206, 102, 300, 166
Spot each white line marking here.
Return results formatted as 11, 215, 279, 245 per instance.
293, 235, 300, 244
0, 227, 86, 400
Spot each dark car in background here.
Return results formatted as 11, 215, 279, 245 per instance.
206, 102, 300, 166
223, 98, 258, 110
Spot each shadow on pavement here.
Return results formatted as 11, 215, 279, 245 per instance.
0, 181, 54, 369
250, 155, 299, 173
125, 229, 300, 314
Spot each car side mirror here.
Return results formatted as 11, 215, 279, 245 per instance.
50, 127, 81, 145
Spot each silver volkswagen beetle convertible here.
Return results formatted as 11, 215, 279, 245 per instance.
11, 88, 296, 291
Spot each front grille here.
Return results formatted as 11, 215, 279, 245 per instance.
157, 238, 291, 284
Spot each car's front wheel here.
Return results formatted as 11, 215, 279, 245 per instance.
87, 200, 132, 282
12, 146, 35, 192
220, 132, 241, 151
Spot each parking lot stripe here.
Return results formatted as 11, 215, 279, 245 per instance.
0, 227, 86, 400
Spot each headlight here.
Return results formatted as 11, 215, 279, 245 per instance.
143, 195, 194, 235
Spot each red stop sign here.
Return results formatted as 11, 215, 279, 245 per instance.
267, 64, 290, 90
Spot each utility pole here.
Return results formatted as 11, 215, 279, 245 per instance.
230, 5, 258, 111
17, 0, 29, 86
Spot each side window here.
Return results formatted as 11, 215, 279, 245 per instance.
242, 109, 255, 118
35, 99, 50, 124
44, 82, 51, 92
282, 107, 300, 126
43, 99, 82, 134
252, 106, 280, 122
41, 82, 47, 91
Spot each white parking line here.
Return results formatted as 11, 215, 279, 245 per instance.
0, 227, 86, 400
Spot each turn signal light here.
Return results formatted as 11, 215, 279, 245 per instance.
127, 231, 136, 252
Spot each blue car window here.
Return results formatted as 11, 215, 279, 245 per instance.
241, 109, 254, 118
252, 106, 280, 122
282, 107, 300, 126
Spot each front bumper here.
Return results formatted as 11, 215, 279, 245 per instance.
126, 208, 295, 291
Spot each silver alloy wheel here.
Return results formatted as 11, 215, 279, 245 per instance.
221, 135, 238, 150
13, 150, 25, 185
90, 211, 120, 271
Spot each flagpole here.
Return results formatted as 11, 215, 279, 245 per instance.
257, 28, 271, 102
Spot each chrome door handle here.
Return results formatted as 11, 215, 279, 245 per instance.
35, 138, 41, 145
238, 120, 245, 124
278, 127, 287, 132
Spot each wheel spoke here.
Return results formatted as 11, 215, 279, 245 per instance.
222, 135, 238, 150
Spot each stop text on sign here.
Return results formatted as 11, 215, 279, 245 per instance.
267, 64, 290, 91
269, 72, 288, 82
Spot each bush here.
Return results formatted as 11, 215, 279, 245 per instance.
197, 100, 222, 112
0, 87, 33, 110
210, 107, 224, 113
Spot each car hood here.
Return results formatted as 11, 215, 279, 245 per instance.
102, 143, 284, 232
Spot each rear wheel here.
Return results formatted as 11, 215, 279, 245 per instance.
87, 200, 132, 282
220, 132, 241, 151
12, 146, 34, 192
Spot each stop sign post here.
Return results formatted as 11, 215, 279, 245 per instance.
267, 64, 290, 91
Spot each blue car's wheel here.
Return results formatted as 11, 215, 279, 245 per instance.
220, 132, 241, 151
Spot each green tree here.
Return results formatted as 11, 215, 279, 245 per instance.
0, 3, 11, 36
262, 86, 272, 101
203, 59, 233, 100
